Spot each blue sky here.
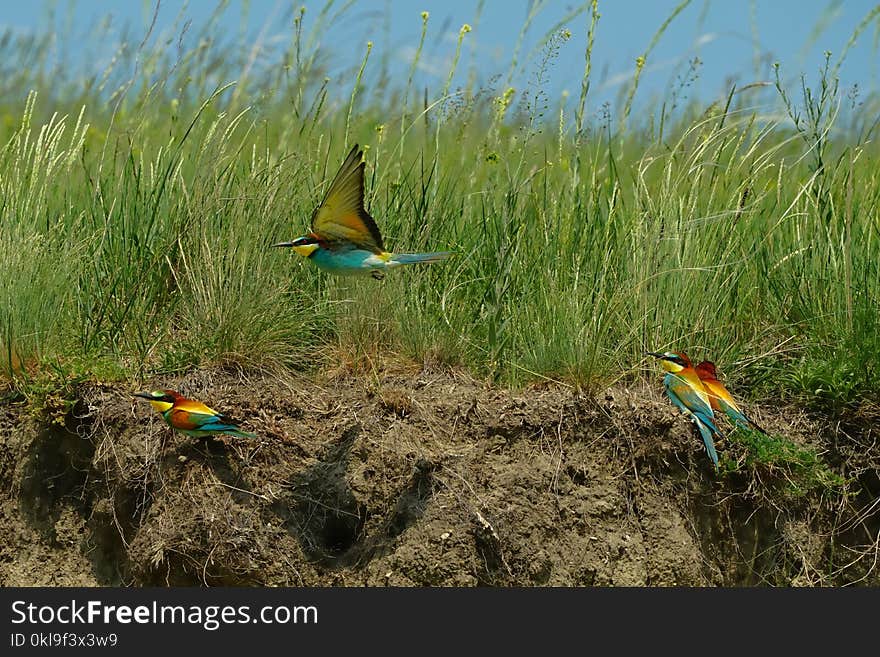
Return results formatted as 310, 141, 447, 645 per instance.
3, 1, 878, 116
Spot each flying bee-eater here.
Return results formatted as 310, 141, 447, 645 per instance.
133, 389, 256, 439
694, 360, 767, 434
272, 144, 453, 280
646, 351, 722, 467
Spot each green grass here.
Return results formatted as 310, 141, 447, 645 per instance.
1, 2, 879, 416
719, 428, 847, 497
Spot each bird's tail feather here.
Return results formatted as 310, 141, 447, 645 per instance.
694, 418, 719, 467
743, 415, 770, 436
389, 251, 454, 265
728, 408, 768, 435
747, 418, 768, 434
202, 422, 257, 439
227, 429, 257, 439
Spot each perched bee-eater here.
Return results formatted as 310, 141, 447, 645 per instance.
272, 144, 453, 279
133, 389, 256, 439
646, 351, 722, 467
694, 360, 767, 434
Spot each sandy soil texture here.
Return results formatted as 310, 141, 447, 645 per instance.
1, 366, 877, 586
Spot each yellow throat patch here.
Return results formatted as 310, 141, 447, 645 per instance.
149, 400, 173, 413
659, 359, 684, 373
292, 243, 319, 258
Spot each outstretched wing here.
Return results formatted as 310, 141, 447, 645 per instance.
311, 144, 385, 254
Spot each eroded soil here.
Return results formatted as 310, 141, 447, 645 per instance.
1, 365, 878, 586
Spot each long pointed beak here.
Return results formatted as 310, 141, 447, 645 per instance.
271, 241, 294, 248
133, 392, 154, 400
644, 351, 665, 359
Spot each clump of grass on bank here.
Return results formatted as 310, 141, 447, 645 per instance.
0, 1, 878, 417
719, 428, 847, 498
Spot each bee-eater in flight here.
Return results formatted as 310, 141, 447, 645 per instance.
133, 389, 256, 439
272, 144, 453, 280
694, 360, 767, 434
646, 351, 722, 467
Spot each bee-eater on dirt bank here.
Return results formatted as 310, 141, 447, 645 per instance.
646, 351, 722, 467
133, 389, 256, 439
695, 360, 767, 434
272, 144, 453, 279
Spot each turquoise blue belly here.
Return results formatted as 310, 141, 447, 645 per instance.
311, 247, 382, 275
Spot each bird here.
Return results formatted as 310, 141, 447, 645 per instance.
694, 360, 767, 434
133, 389, 256, 439
646, 351, 722, 467
272, 143, 453, 280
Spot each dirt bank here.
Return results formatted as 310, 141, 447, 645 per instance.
1, 365, 877, 586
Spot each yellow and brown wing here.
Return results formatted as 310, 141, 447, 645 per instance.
174, 398, 220, 416
169, 398, 225, 432
707, 380, 741, 413
310, 144, 385, 254
169, 408, 208, 432
679, 370, 714, 411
